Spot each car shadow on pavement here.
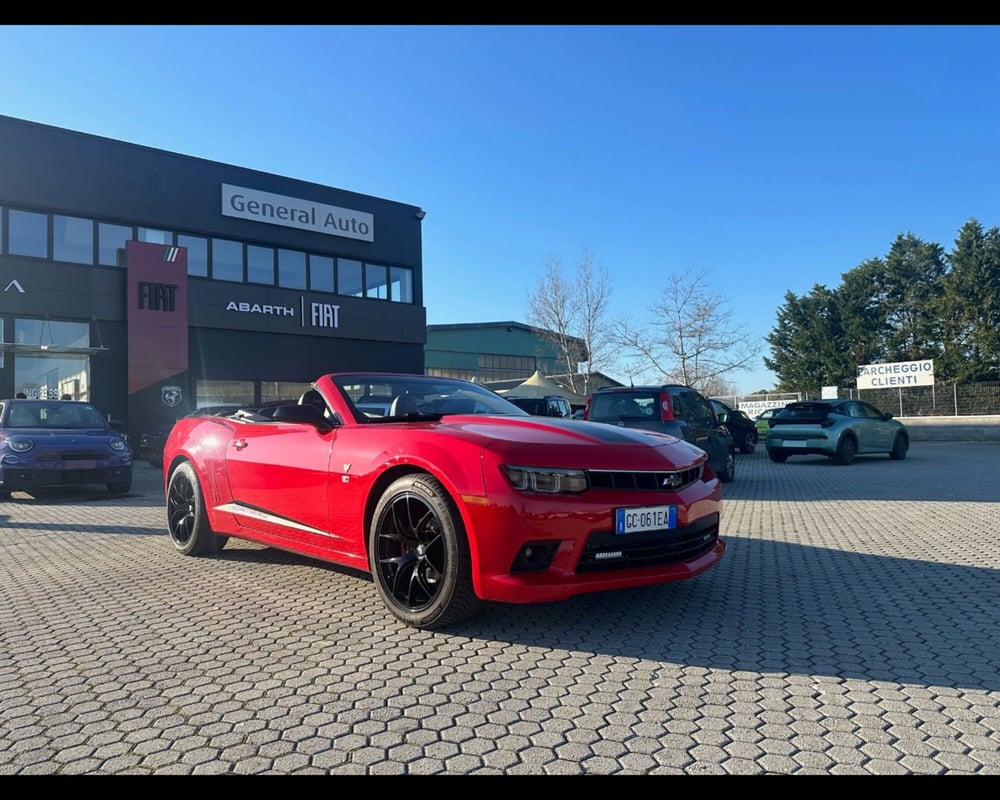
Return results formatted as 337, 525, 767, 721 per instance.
452, 538, 1000, 693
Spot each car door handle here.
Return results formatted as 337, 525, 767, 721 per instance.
233, 439, 248, 450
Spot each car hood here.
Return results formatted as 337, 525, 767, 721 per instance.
411, 415, 708, 467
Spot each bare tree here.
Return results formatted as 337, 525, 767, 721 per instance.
613, 267, 761, 392
526, 248, 616, 395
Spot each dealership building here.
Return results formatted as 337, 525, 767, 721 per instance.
0, 114, 427, 441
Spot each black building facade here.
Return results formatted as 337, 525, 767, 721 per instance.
0, 115, 427, 443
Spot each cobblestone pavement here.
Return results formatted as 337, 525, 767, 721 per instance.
1, 443, 998, 775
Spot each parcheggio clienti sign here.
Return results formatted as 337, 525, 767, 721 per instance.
221, 184, 374, 242
856, 359, 934, 389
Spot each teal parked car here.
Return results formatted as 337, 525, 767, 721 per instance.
765, 399, 910, 465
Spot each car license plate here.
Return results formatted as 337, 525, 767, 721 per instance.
783, 440, 806, 447
63, 460, 96, 469
615, 505, 676, 534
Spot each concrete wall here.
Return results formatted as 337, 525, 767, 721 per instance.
899, 416, 1000, 442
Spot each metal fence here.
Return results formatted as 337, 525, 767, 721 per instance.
720, 381, 1000, 418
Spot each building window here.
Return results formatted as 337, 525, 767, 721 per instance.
53, 215, 94, 265
13, 318, 92, 400
138, 227, 172, 244
260, 381, 312, 404
390, 266, 413, 303
365, 263, 389, 299
246, 244, 275, 285
278, 249, 306, 290
195, 379, 254, 407
478, 354, 537, 383
308, 254, 334, 292
98, 222, 133, 267
211, 238, 243, 283
8, 209, 49, 258
178, 234, 208, 277
427, 367, 478, 381
338, 258, 363, 297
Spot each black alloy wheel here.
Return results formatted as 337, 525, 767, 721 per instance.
166, 462, 226, 556
369, 474, 481, 630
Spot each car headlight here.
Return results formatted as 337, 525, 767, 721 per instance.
5, 436, 34, 453
500, 465, 587, 494
109, 437, 128, 452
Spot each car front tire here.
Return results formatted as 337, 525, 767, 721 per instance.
889, 433, 909, 460
166, 461, 226, 556
369, 473, 482, 630
717, 450, 736, 483
740, 432, 757, 454
768, 449, 788, 463
107, 479, 132, 495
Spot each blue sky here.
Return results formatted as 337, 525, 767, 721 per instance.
3, 25, 999, 394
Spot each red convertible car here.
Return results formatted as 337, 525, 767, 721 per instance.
163, 373, 726, 630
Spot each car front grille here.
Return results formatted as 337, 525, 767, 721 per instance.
587, 466, 702, 493
35, 451, 110, 463
576, 513, 719, 572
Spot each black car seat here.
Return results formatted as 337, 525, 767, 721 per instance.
389, 393, 420, 416
298, 389, 326, 411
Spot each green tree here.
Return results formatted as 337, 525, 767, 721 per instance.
835, 257, 892, 367
765, 285, 852, 393
937, 219, 1000, 381
880, 232, 946, 363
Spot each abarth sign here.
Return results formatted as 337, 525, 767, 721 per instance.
162, 386, 183, 408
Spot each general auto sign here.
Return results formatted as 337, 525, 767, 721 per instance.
221, 184, 374, 242
856, 359, 934, 389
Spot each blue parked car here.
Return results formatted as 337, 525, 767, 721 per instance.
0, 398, 133, 498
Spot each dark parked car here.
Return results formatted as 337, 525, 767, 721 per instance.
505, 395, 573, 418
0, 398, 133, 498
766, 398, 910, 465
162, 372, 726, 630
583, 385, 736, 482
139, 404, 242, 468
709, 399, 758, 454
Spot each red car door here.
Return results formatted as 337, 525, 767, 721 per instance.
224, 419, 336, 545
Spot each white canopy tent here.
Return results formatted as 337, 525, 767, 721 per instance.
502, 370, 588, 405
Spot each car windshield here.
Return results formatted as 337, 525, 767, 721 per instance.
588, 392, 656, 420
330, 373, 530, 421
780, 402, 833, 419
5, 401, 108, 429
